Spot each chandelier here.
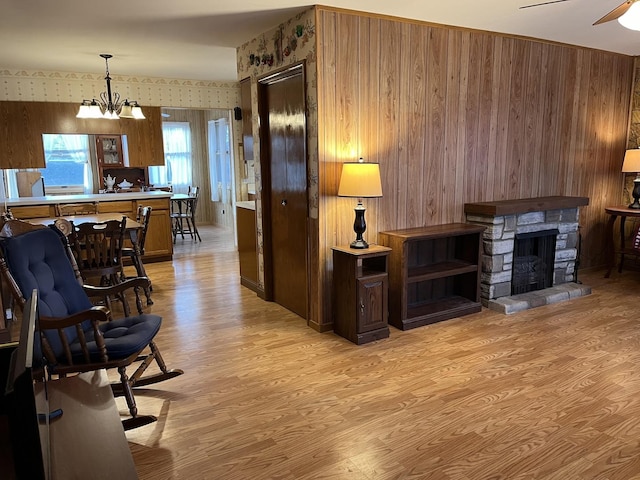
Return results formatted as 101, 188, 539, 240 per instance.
76, 54, 145, 120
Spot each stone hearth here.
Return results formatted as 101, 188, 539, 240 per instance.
464, 196, 591, 314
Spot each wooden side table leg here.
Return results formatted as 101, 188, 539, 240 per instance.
618, 216, 627, 273
605, 214, 617, 278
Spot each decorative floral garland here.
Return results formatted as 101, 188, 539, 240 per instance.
247, 22, 313, 67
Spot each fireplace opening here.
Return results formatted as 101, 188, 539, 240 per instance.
511, 229, 558, 295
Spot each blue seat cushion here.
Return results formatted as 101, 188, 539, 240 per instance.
70, 314, 162, 363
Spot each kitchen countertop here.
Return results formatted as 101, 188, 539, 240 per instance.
6, 191, 172, 207
236, 201, 256, 210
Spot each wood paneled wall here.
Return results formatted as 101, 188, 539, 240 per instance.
0, 101, 164, 168
315, 8, 634, 327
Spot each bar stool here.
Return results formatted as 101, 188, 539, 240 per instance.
171, 186, 201, 243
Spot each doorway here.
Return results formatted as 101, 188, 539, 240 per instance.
207, 116, 236, 235
258, 63, 309, 319
157, 108, 238, 234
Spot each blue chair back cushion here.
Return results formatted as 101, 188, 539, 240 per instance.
2, 228, 93, 316
1, 227, 161, 364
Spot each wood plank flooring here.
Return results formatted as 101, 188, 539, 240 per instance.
125, 226, 640, 479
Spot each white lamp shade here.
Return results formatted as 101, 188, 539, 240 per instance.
622, 149, 640, 173
88, 103, 103, 118
338, 162, 383, 198
103, 110, 119, 120
619, 2, 640, 31
76, 104, 92, 118
77, 102, 104, 119
131, 105, 146, 119
119, 103, 134, 118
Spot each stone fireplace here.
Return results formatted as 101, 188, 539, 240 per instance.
464, 196, 592, 314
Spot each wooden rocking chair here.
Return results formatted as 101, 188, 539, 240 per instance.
0, 219, 184, 430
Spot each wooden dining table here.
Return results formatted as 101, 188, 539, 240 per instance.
25, 213, 142, 231
24, 213, 144, 256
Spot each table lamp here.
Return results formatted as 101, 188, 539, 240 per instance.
338, 159, 383, 249
622, 148, 640, 209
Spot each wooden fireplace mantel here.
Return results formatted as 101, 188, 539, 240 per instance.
464, 196, 589, 217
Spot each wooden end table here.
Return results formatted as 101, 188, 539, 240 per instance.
604, 205, 640, 277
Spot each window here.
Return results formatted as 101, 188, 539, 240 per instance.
208, 118, 232, 203
149, 122, 192, 193
40, 134, 92, 193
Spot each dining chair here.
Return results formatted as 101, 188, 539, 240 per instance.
0, 220, 183, 430
67, 216, 129, 314
121, 205, 153, 305
55, 202, 98, 216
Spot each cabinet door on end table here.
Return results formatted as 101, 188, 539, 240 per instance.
357, 273, 388, 334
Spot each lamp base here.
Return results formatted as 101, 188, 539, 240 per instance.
350, 202, 369, 249
630, 178, 640, 209
350, 238, 369, 249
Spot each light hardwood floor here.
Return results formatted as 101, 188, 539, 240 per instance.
125, 225, 640, 479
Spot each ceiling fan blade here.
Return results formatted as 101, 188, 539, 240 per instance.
520, 0, 570, 9
593, 0, 633, 25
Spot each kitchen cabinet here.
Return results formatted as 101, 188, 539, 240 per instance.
0, 101, 164, 169
8, 204, 56, 219
237, 201, 259, 294
96, 135, 124, 167
135, 198, 173, 260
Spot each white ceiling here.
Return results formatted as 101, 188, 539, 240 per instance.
0, 0, 638, 82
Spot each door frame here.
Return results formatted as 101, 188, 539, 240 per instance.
257, 62, 309, 317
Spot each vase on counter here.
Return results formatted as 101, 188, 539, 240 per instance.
104, 174, 116, 192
